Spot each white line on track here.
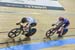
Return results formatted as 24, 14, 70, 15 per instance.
0, 11, 75, 15
0, 11, 40, 14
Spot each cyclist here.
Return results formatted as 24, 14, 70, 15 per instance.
16, 16, 37, 38
52, 17, 70, 38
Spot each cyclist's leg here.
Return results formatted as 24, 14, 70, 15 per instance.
29, 23, 37, 33
62, 21, 69, 36
57, 21, 69, 38
57, 27, 64, 38
62, 28, 68, 35
57, 28, 68, 38
57, 31, 63, 38
25, 23, 37, 37
25, 28, 37, 36
30, 28, 37, 36
30, 23, 37, 27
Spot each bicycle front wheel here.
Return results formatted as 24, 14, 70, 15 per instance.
8, 28, 21, 38
46, 28, 55, 38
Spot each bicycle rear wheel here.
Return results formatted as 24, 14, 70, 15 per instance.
8, 28, 21, 38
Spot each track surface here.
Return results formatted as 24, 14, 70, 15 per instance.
0, 0, 75, 50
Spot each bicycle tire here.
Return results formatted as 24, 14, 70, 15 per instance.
8, 28, 21, 38
46, 28, 55, 38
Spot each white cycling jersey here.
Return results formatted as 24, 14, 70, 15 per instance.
26, 17, 37, 24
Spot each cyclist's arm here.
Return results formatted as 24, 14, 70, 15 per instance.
16, 20, 23, 25
59, 24, 65, 35
56, 21, 61, 25
16, 22, 21, 25
52, 21, 59, 26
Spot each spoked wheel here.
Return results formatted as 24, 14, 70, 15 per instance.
8, 28, 21, 38
46, 28, 55, 39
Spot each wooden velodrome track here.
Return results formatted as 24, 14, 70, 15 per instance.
0, 0, 75, 50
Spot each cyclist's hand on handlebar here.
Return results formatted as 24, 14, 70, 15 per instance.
52, 24, 55, 26
16, 23, 20, 25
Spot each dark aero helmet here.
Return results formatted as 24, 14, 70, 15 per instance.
59, 17, 64, 21
21, 17, 27, 23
